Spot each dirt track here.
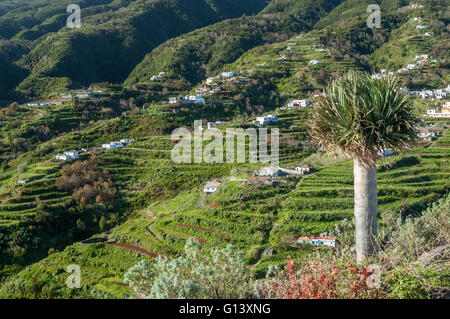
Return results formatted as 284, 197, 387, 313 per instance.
109, 242, 160, 258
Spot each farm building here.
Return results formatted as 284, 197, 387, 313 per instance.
55, 150, 79, 161
169, 97, 181, 104
288, 99, 312, 108
182, 94, 205, 104
297, 236, 336, 247
254, 114, 278, 126
258, 167, 285, 177
204, 181, 221, 195
73, 91, 92, 99
221, 72, 236, 79
295, 166, 311, 174
102, 142, 124, 149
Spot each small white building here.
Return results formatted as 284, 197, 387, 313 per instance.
150, 75, 163, 81
424, 32, 434, 37
169, 97, 181, 104
295, 166, 311, 174
206, 77, 216, 85
309, 60, 321, 65
120, 139, 132, 146
55, 150, 79, 161
182, 94, 205, 104
204, 181, 221, 195
74, 91, 92, 99
17, 179, 29, 185
297, 236, 336, 247
102, 142, 124, 149
418, 131, 437, 138
259, 167, 285, 177
309, 237, 336, 247
288, 99, 312, 108
221, 72, 236, 79
416, 25, 429, 29
427, 109, 450, 118
254, 114, 278, 126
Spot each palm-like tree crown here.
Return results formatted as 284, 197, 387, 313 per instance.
308, 72, 420, 167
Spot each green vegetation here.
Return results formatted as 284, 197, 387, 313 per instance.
0, 0, 448, 299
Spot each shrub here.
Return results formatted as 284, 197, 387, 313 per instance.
255, 256, 385, 299
124, 238, 251, 299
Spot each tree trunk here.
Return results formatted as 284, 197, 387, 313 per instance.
353, 160, 378, 264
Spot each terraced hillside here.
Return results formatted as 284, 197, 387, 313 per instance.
1, 112, 447, 298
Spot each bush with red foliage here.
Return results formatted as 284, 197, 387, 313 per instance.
258, 256, 385, 299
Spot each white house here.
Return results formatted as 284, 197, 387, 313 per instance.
55, 150, 79, 161
102, 142, 124, 149
427, 108, 450, 118
295, 166, 311, 174
416, 25, 429, 29
424, 32, 434, 37
221, 72, 236, 79
169, 97, 181, 104
150, 75, 163, 81
258, 167, 285, 177
309, 60, 321, 65
413, 17, 422, 22
420, 90, 433, 99
120, 139, 132, 146
297, 236, 336, 247
254, 114, 278, 126
204, 181, 221, 195
206, 77, 216, 85
309, 237, 336, 247
434, 90, 447, 100
182, 94, 205, 104
418, 131, 437, 138
288, 99, 312, 108
74, 91, 92, 99
17, 179, 29, 185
